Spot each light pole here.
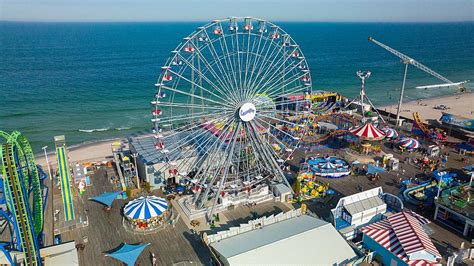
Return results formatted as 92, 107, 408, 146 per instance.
132, 153, 140, 189
42, 146, 55, 245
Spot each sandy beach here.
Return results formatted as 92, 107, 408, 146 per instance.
35, 138, 121, 167
380, 92, 474, 122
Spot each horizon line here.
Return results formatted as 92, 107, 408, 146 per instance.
2, 19, 474, 24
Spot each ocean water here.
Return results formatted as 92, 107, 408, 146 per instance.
1, 22, 473, 151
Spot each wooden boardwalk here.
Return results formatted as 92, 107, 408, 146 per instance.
56, 167, 211, 266
286, 142, 473, 258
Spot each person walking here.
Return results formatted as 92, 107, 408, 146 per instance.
151, 252, 157, 266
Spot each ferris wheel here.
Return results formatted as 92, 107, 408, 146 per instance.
151, 17, 312, 213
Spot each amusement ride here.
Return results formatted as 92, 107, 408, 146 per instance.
151, 17, 312, 218
0, 131, 46, 265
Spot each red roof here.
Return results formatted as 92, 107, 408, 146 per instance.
350, 123, 385, 140
360, 212, 441, 265
388, 212, 441, 259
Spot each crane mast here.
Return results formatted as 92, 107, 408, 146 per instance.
368, 37, 467, 90
368, 36, 468, 126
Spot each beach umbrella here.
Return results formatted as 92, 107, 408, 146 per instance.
350, 123, 385, 141
89, 191, 121, 207
367, 164, 386, 175
383, 127, 398, 138
124, 196, 168, 221
398, 137, 420, 149
105, 243, 150, 266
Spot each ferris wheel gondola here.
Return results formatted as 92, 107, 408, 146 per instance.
151, 17, 313, 216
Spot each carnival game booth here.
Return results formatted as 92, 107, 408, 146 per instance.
350, 123, 385, 154
123, 196, 170, 230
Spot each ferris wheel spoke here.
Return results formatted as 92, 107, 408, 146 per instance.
207, 122, 241, 215
251, 46, 300, 96
250, 121, 291, 187
256, 55, 302, 93
171, 116, 235, 177
193, 119, 237, 205
157, 102, 228, 111
232, 32, 244, 101
242, 31, 254, 97
163, 116, 236, 187
199, 30, 239, 98
225, 32, 242, 101
167, 70, 236, 107
243, 31, 266, 100
176, 53, 239, 104
254, 116, 301, 141
189, 38, 239, 100
260, 72, 308, 98
252, 119, 290, 153
246, 122, 281, 178
164, 117, 234, 158
158, 115, 227, 141
207, 29, 240, 97
157, 110, 233, 125
161, 85, 232, 108
246, 40, 286, 98
257, 112, 303, 127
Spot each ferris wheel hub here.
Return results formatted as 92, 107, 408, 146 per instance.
239, 102, 256, 122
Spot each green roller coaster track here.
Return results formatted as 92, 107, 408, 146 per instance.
0, 131, 44, 236
0, 131, 43, 265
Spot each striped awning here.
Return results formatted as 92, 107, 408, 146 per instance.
384, 127, 398, 138
350, 123, 385, 140
321, 161, 337, 169
360, 212, 441, 265
124, 196, 168, 220
398, 138, 420, 149
388, 212, 441, 260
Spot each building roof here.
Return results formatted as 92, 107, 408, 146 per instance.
130, 131, 227, 165
210, 215, 357, 265
361, 211, 441, 265
273, 183, 292, 195
388, 212, 441, 259
344, 196, 385, 216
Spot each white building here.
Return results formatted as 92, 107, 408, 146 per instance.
331, 187, 403, 239
206, 210, 357, 265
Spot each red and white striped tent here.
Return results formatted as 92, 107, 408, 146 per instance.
360, 211, 441, 265
350, 123, 386, 141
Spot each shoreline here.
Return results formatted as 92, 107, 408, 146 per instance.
35, 137, 123, 167
34, 92, 474, 166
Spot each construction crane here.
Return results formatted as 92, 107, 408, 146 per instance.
368, 36, 469, 125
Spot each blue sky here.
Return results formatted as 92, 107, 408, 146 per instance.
1, 0, 473, 22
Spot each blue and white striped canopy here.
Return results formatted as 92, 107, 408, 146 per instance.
124, 196, 168, 220
321, 161, 337, 169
